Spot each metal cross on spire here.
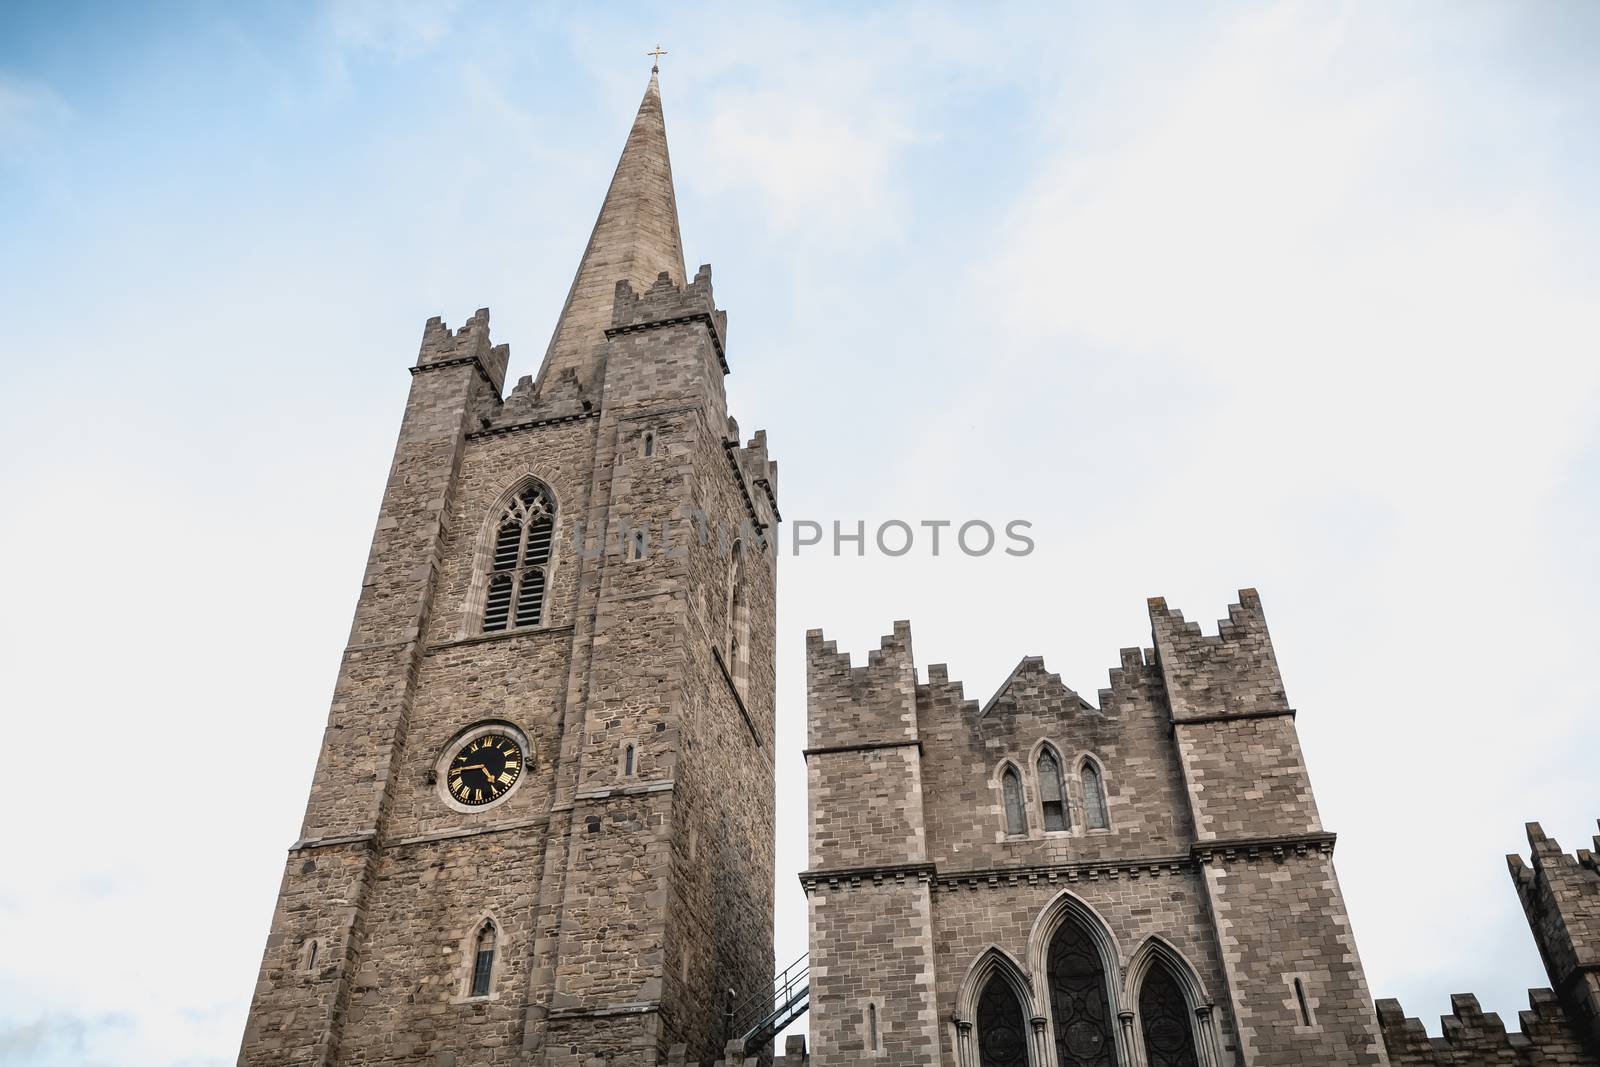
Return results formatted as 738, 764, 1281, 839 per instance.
647, 45, 668, 73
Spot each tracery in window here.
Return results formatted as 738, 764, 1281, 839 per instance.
1039, 749, 1068, 832
1140, 961, 1199, 1067
1048, 918, 1114, 1066
976, 977, 1029, 1067
1081, 760, 1109, 830
469, 921, 497, 998
483, 484, 554, 632
1001, 766, 1027, 835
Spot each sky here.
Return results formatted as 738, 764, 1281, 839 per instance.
1, 1, 1597, 1063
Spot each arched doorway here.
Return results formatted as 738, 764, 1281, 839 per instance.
1047, 920, 1115, 1066
1138, 960, 1200, 1067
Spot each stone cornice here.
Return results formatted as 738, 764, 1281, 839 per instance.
802, 739, 922, 758
1172, 706, 1297, 727
410, 354, 498, 392
798, 835, 1338, 893
423, 623, 576, 656
930, 854, 1193, 891
721, 439, 770, 545
753, 476, 782, 523
547, 1000, 661, 1021
799, 862, 936, 891
604, 311, 729, 374
466, 408, 599, 442
1191, 830, 1337, 863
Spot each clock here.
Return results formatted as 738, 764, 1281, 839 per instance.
443, 730, 524, 807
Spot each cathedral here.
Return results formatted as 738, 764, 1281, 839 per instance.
239, 72, 1600, 1067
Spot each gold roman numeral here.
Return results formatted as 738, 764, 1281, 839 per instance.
474, 789, 483, 802
498, 772, 514, 785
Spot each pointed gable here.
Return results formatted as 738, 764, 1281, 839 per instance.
979, 656, 1096, 719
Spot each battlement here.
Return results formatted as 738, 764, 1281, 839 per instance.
665, 1036, 809, 1067
416, 307, 509, 394
609, 263, 728, 352
805, 621, 917, 748
1148, 588, 1289, 721
1509, 820, 1600, 1054
725, 418, 779, 518
1376, 989, 1595, 1064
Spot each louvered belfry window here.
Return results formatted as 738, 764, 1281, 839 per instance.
483, 484, 555, 632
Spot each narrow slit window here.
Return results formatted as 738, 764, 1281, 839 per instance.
1001, 767, 1026, 835
623, 743, 636, 777
482, 484, 555, 632
632, 530, 647, 560
1038, 751, 1068, 831
470, 922, 497, 998
304, 939, 318, 971
868, 1002, 879, 1050
726, 540, 749, 692
1294, 977, 1312, 1026
642, 431, 655, 457
1082, 760, 1109, 829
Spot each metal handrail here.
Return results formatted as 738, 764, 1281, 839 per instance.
729, 952, 810, 1049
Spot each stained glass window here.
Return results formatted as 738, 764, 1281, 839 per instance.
1082, 762, 1109, 830
1002, 767, 1027, 835
1139, 962, 1198, 1067
1048, 921, 1114, 1066
470, 922, 497, 997
977, 977, 1029, 1067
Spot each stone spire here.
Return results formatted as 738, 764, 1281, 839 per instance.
535, 70, 688, 392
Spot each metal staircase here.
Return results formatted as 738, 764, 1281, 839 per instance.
729, 952, 810, 1054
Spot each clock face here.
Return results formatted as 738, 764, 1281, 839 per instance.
445, 732, 524, 807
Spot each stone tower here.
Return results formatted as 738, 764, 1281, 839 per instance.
803, 591, 1389, 1066
238, 72, 780, 1066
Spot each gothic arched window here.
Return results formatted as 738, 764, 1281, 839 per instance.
977, 977, 1029, 1067
469, 921, 497, 998
1139, 961, 1199, 1067
1082, 760, 1109, 830
483, 484, 555, 632
1048, 920, 1114, 1066
1001, 766, 1027, 835
1039, 750, 1068, 832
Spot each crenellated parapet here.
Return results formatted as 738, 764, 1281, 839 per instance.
413, 307, 509, 395
1148, 588, 1290, 722
664, 1035, 809, 1067
608, 264, 729, 373
1510, 821, 1600, 1055
804, 621, 917, 750
1376, 989, 1597, 1065
722, 417, 780, 539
